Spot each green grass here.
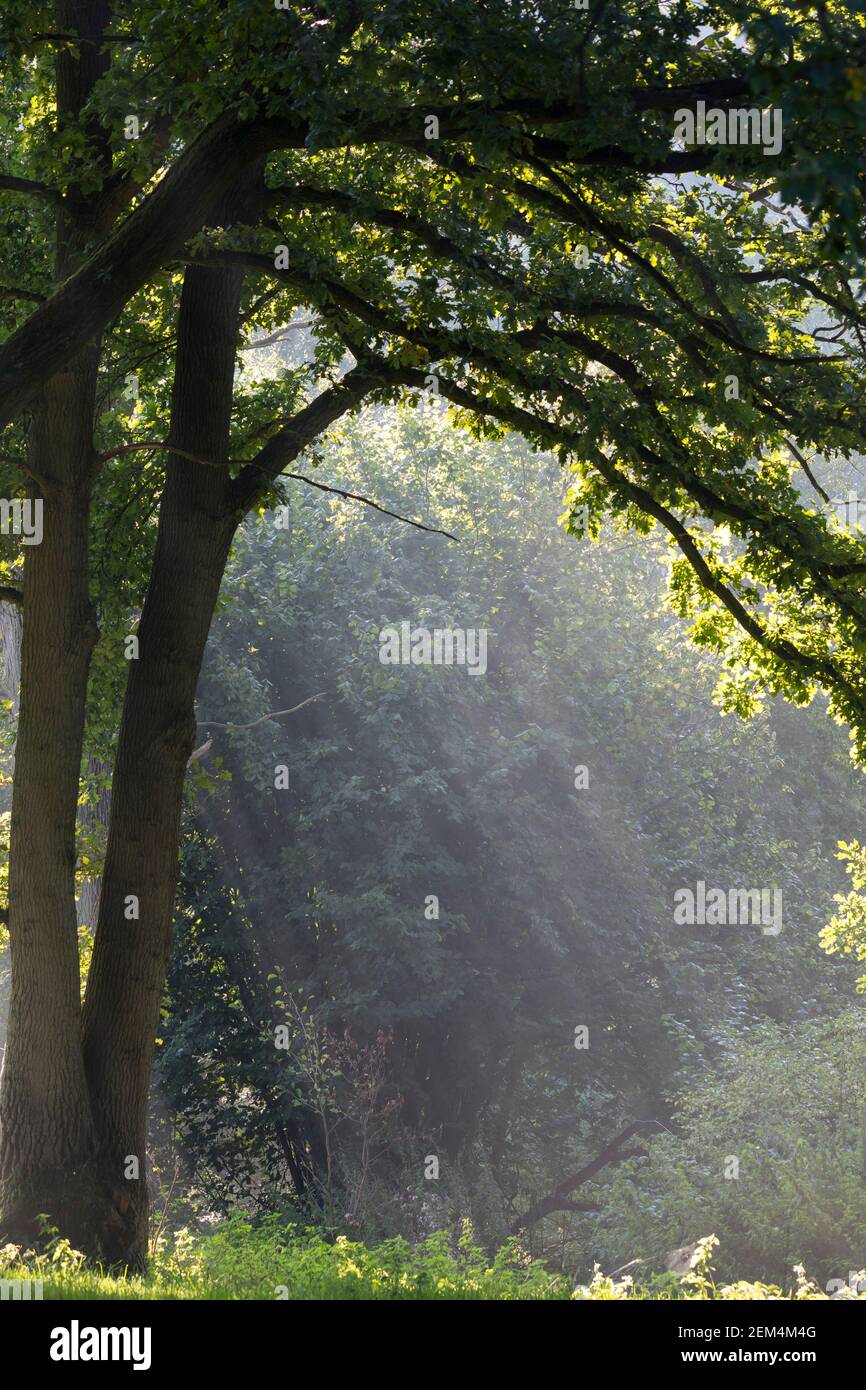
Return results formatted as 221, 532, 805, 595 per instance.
0, 1225, 856, 1301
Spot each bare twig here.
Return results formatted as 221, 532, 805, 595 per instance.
97, 440, 458, 538
787, 436, 830, 504
280, 470, 459, 540
197, 692, 327, 732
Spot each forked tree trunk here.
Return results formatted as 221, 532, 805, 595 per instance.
0, 86, 369, 1259
76, 245, 367, 1267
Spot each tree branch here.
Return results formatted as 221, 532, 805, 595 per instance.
277, 470, 459, 540
0, 48, 833, 434
0, 286, 46, 304
95, 440, 222, 468
510, 1123, 652, 1234
229, 365, 377, 511
0, 174, 63, 204
364, 357, 866, 723
197, 692, 327, 731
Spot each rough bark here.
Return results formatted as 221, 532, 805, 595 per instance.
0, 346, 102, 1246
0, 0, 111, 1255
0, 125, 376, 1259
76, 272, 380, 1264
80, 262, 243, 1267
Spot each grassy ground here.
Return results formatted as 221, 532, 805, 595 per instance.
0, 1223, 855, 1300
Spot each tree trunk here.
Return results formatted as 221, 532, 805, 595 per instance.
0, 347, 102, 1249
81, 263, 243, 1268
0, 0, 122, 1257
76, 757, 111, 932
0, 139, 372, 1260
0, 2, 376, 1268
0, 601, 22, 716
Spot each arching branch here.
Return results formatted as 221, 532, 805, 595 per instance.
510, 1123, 655, 1234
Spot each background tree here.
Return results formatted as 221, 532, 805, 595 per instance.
151, 405, 866, 1271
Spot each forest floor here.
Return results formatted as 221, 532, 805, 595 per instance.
1, 1219, 848, 1300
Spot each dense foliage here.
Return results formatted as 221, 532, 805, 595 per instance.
142, 404, 866, 1283
1, 1, 866, 761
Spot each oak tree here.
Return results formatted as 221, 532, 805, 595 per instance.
0, 0, 864, 1267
